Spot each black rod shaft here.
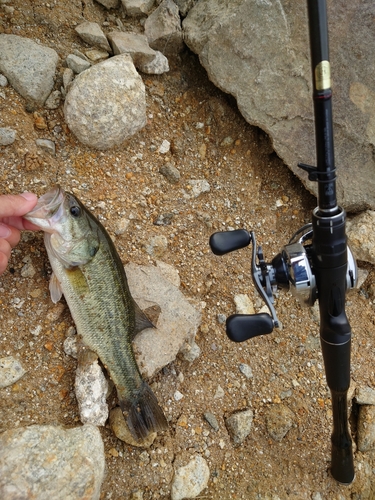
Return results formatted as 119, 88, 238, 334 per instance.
307, 0, 337, 212
307, 0, 354, 483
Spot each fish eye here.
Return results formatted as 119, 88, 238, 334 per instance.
70, 206, 81, 218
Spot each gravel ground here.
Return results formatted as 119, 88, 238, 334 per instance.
1, 2, 375, 499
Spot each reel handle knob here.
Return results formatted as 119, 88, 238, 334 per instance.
226, 313, 274, 342
209, 229, 251, 256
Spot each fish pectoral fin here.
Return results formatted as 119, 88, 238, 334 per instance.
133, 299, 155, 336
49, 272, 63, 303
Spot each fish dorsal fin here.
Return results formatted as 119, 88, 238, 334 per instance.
133, 299, 154, 337
49, 272, 63, 304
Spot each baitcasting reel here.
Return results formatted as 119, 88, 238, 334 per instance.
209, 224, 357, 343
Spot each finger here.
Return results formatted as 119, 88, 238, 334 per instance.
0, 215, 37, 231
0, 253, 8, 275
4, 226, 21, 248
0, 192, 38, 218
0, 239, 12, 275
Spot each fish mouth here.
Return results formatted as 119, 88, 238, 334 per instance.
24, 185, 65, 231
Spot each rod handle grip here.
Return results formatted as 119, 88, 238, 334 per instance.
226, 313, 274, 342
331, 441, 355, 484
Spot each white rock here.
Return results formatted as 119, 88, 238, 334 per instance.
109, 407, 157, 447
188, 179, 210, 198
75, 21, 112, 52
63, 335, 78, 359
75, 357, 109, 426
121, 0, 155, 17
0, 425, 105, 500
356, 386, 375, 405
139, 50, 169, 75
234, 294, 255, 315
357, 405, 375, 452
225, 409, 253, 444
0, 356, 26, 388
180, 341, 201, 362
66, 54, 91, 74
144, 0, 184, 57
35, 138, 55, 156
63, 67, 74, 90
265, 404, 295, 441
213, 385, 224, 399
126, 262, 201, 378
171, 455, 210, 500
239, 362, 253, 379
174, 390, 184, 401
85, 49, 109, 63
144, 235, 168, 258
347, 210, 375, 264
0, 34, 59, 107
64, 54, 146, 150
115, 217, 130, 235
158, 139, 170, 153
44, 90, 61, 109
0, 127, 16, 146
0, 74, 8, 86
107, 31, 157, 67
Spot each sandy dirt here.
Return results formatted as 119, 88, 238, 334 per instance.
1, 1, 375, 499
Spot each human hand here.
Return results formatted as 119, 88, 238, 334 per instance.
0, 192, 39, 275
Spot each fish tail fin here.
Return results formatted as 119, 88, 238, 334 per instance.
120, 382, 168, 441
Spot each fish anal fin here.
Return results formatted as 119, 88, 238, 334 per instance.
49, 272, 63, 304
133, 300, 156, 336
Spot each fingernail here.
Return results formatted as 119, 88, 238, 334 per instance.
0, 223, 11, 238
20, 192, 37, 202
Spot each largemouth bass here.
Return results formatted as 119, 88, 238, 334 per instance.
25, 186, 168, 440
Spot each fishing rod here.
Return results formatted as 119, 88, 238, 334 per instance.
209, 0, 357, 484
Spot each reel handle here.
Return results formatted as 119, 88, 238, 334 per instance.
209, 229, 251, 256
226, 313, 274, 342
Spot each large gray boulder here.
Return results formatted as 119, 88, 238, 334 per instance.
0, 425, 105, 500
183, 1, 375, 212
0, 35, 59, 108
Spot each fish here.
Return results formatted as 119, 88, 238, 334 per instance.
25, 185, 168, 440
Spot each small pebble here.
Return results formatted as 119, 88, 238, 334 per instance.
0, 356, 26, 388
188, 179, 210, 198
115, 217, 130, 235
225, 409, 253, 444
203, 411, 219, 431
63, 67, 74, 90
214, 385, 224, 399
239, 363, 253, 379
35, 139, 56, 156
20, 261, 36, 278
159, 163, 180, 184
0, 127, 16, 146
158, 139, 170, 154
34, 113, 47, 130
44, 90, 61, 109
265, 404, 295, 441
180, 341, 201, 362
0, 74, 8, 86
66, 54, 91, 74
217, 313, 226, 324
174, 390, 184, 401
